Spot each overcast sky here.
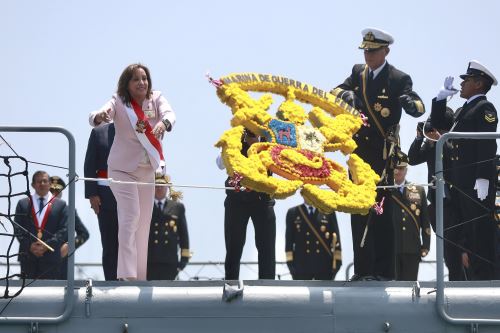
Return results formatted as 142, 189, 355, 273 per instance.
1, 0, 499, 281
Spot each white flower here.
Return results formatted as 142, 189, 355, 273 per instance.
297, 126, 326, 153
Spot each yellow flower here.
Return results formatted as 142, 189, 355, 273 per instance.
213, 73, 377, 214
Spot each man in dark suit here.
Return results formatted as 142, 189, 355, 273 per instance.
147, 175, 190, 280
217, 129, 276, 280
407, 110, 464, 281
14, 171, 68, 279
389, 154, 431, 281
332, 27, 425, 280
285, 203, 342, 280
431, 61, 498, 280
49, 176, 90, 279
83, 122, 119, 280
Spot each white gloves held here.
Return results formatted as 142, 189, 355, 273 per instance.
436, 76, 459, 101
474, 178, 489, 201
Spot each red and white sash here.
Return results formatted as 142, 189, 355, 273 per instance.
30, 195, 53, 238
124, 99, 165, 173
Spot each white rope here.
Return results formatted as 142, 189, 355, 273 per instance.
377, 183, 434, 190
76, 176, 433, 191
77, 176, 235, 190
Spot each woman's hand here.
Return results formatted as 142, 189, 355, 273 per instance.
94, 108, 111, 125
152, 122, 166, 139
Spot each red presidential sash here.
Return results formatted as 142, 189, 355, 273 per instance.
30, 196, 53, 239
124, 99, 165, 173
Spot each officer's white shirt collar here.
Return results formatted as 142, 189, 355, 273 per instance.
369, 60, 387, 79
155, 198, 166, 207
304, 203, 315, 213
394, 180, 406, 193
32, 192, 53, 219
466, 94, 486, 105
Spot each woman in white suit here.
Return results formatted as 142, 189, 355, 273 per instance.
90, 63, 176, 280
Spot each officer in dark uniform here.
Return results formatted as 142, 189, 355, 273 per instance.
49, 176, 90, 279
407, 109, 464, 281
331, 27, 425, 280
431, 60, 498, 280
389, 154, 431, 281
285, 203, 342, 280
83, 122, 119, 281
217, 129, 276, 280
494, 159, 500, 279
147, 175, 190, 280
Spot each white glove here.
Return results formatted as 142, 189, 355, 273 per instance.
216, 154, 226, 170
436, 76, 459, 101
474, 178, 489, 200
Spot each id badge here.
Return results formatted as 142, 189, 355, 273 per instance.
144, 109, 155, 119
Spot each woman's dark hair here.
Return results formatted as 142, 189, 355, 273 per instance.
116, 63, 152, 105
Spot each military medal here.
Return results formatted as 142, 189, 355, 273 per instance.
410, 203, 416, 211
320, 225, 326, 232
37, 230, 42, 239
415, 209, 420, 216
169, 220, 175, 227
135, 119, 147, 133
381, 108, 390, 117
374, 102, 382, 112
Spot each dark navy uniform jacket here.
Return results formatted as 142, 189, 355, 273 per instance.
335, 63, 425, 174
431, 97, 498, 189
285, 204, 341, 279
148, 199, 190, 265
390, 183, 431, 255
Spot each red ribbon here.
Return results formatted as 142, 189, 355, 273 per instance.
206, 73, 224, 88
96, 170, 108, 178
373, 196, 385, 215
130, 99, 165, 162
360, 112, 369, 127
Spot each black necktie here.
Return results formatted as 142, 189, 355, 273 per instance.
308, 206, 315, 218
157, 201, 163, 211
368, 70, 374, 84
38, 197, 44, 217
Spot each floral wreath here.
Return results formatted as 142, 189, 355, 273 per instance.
210, 73, 379, 214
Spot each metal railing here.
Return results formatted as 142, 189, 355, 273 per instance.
435, 131, 500, 326
0, 126, 76, 324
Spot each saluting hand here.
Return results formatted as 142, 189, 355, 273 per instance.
436, 76, 458, 101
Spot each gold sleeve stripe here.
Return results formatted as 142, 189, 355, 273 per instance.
334, 251, 342, 261
181, 249, 191, 257
415, 100, 425, 114
286, 251, 294, 262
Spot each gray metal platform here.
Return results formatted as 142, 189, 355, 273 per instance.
2, 280, 500, 332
